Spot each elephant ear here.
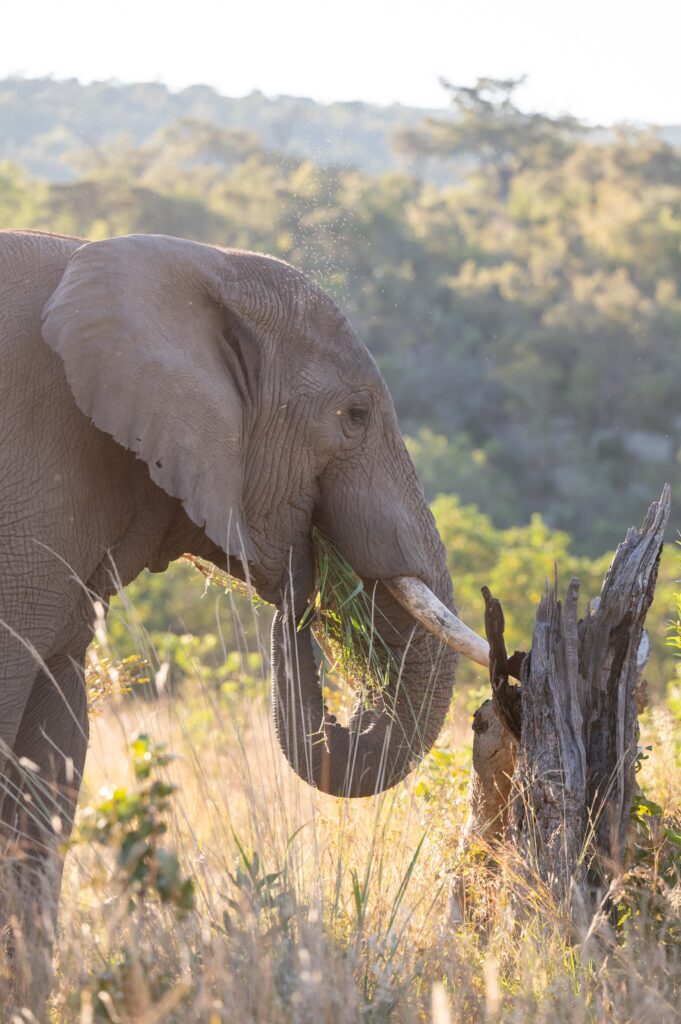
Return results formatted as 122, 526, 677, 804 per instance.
41, 233, 296, 562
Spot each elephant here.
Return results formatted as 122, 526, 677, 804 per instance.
0, 229, 487, 981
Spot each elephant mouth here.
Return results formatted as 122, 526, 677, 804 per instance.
191, 542, 491, 673
268, 530, 493, 798
305, 527, 489, 674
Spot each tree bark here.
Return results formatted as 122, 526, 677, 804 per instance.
461, 699, 516, 846
462, 485, 670, 903
511, 576, 587, 894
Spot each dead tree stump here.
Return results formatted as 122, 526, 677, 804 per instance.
462, 699, 517, 846
463, 485, 671, 904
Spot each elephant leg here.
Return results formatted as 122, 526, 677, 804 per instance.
0, 645, 40, 767
0, 652, 89, 1011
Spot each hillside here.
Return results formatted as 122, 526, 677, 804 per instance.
3, 76, 681, 185
0, 76, 456, 180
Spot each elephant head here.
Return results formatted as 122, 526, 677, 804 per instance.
42, 234, 488, 798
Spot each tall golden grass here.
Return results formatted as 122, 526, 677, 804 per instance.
3, 586, 681, 1023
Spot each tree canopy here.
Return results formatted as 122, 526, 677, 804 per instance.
2, 94, 679, 555
2, 77, 679, 694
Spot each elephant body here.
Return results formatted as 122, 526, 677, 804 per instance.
0, 229, 457, 982
1, 230, 220, 773
0, 233, 230, 983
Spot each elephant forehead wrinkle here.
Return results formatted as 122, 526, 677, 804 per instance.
292, 365, 328, 391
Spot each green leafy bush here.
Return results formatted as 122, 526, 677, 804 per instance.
76, 734, 195, 915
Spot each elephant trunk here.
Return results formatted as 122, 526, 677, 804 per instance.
271, 567, 458, 798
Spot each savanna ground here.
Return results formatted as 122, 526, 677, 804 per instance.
9, 540, 679, 1024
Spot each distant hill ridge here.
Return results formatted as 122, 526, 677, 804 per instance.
0, 75, 463, 180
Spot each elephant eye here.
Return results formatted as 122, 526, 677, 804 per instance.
335, 400, 371, 439
347, 405, 369, 426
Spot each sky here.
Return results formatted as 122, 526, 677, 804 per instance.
3, 0, 679, 125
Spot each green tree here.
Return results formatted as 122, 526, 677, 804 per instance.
395, 76, 583, 199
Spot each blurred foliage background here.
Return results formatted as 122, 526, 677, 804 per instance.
2, 74, 679, 698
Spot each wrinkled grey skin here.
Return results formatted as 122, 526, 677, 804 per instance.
0, 230, 456, 952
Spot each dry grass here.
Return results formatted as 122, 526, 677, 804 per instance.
3, 595, 681, 1023
54, 707, 681, 1019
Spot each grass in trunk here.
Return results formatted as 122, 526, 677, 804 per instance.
184, 530, 397, 700
302, 527, 397, 699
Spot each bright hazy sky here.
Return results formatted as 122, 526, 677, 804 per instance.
4, 0, 679, 125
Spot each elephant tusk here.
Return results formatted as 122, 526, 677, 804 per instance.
384, 576, 490, 669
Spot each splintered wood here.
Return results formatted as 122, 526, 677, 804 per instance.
463, 485, 671, 901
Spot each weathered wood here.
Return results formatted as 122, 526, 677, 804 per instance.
461, 485, 671, 904
481, 586, 523, 740
579, 484, 670, 869
511, 576, 587, 892
463, 699, 517, 845
460, 588, 521, 845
